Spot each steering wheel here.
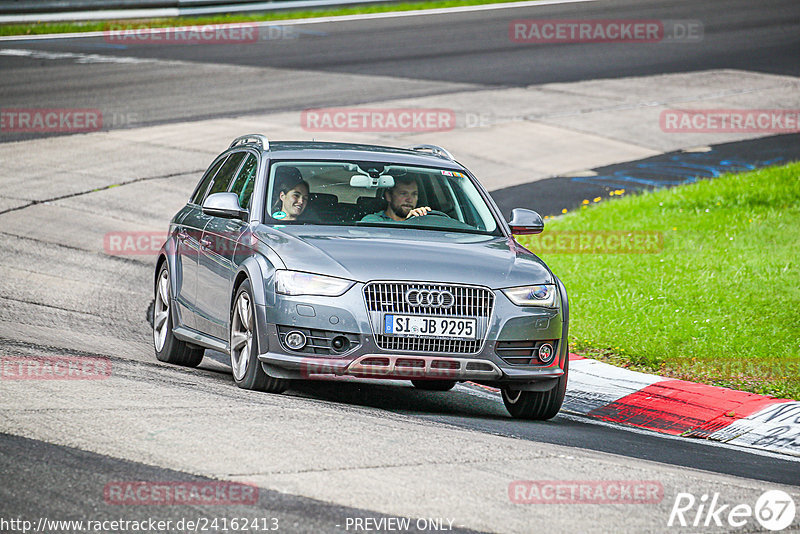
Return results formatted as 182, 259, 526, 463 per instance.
411, 209, 450, 218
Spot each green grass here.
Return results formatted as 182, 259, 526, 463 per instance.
518, 162, 800, 400
0, 0, 531, 36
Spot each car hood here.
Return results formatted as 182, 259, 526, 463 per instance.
255, 225, 552, 288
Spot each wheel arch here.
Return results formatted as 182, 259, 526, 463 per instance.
155, 253, 168, 288
555, 275, 569, 370
230, 255, 274, 311
230, 255, 278, 377
155, 235, 179, 290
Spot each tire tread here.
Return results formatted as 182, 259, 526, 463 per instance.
154, 265, 204, 368
231, 280, 289, 394
501, 356, 569, 420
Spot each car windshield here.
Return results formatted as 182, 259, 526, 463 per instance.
265, 160, 501, 235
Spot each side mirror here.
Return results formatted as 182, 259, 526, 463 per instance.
202, 193, 248, 220
508, 208, 544, 235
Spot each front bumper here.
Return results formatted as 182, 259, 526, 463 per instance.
259, 349, 565, 381
253, 281, 567, 385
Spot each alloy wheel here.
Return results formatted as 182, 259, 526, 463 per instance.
153, 270, 170, 352
230, 292, 253, 381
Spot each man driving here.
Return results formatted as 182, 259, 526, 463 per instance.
360, 176, 432, 222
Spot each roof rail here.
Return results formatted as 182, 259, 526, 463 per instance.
409, 144, 454, 161
230, 134, 270, 151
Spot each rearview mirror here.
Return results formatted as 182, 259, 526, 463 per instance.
508, 208, 544, 235
349, 174, 395, 189
202, 193, 248, 220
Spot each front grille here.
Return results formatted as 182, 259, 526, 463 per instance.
363, 282, 494, 354
364, 282, 493, 317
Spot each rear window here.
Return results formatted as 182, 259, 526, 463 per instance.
204, 152, 246, 201
190, 155, 226, 205
229, 153, 258, 209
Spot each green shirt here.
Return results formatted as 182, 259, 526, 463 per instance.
360, 211, 395, 223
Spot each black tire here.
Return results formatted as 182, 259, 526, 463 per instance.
230, 279, 288, 394
153, 264, 204, 367
411, 379, 457, 391
501, 356, 569, 420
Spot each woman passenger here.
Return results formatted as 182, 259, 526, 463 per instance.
271, 167, 309, 221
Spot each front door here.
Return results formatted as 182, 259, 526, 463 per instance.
192, 151, 248, 340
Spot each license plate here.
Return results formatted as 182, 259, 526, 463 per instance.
383, 314, 477, 340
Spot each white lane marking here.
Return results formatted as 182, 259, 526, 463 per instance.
0, 0, 598, 42
0, 47, 185, 65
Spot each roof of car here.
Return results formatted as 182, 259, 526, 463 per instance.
256, 141, 465, 170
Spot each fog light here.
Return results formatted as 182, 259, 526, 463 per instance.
331, 335, 350, 353
285, 330, 307, 350
538, 343, 554, 364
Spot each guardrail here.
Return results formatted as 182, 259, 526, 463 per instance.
0, 0, 395, 22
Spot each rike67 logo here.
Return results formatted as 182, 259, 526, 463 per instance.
668, 490, 796, 531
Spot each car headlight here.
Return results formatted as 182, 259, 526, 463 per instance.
502, 284, 558, 307
275, 270, 354, 297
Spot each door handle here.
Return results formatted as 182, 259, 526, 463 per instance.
199, 238, 212, 248
176, 230, 189, 240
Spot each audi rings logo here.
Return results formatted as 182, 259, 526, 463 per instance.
405, 289, 455, 309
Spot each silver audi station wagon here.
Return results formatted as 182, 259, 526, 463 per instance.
153, 135, 569, 419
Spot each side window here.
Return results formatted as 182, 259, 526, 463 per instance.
228, 153, 258, 209
190, 155, 227, 205
428, 175, 456, 216
203, 152, 246, 201
449, 177, 483, 229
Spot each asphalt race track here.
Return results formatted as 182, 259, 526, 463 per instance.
1, 0, 799, 136
1, 0, 799, 532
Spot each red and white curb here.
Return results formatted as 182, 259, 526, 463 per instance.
564, 355, 800, 457
464, 354, 799, 457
